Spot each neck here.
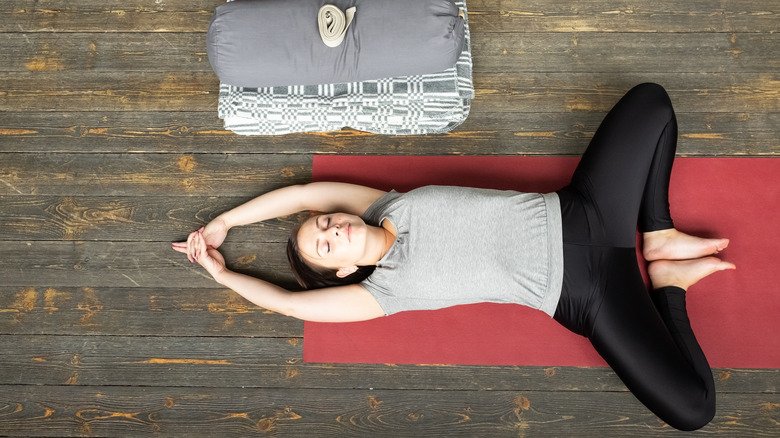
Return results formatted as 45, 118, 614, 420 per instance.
382, 228, 395, 254
368, 224, 396, 265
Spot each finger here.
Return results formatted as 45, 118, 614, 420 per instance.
186, 233, 195, 263
196, 234, 207, 261
171, 242, 189, 252
197, 243, 218, 272
171, 245, 188, 254
199, 243, 212, 267
188, 230, 200, 263
198, 233, 209, 261
192, 233, 202, 261
190, 230, 202, 262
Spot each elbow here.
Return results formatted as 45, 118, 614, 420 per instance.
292, 184, 312, 212
278, 305, 298, 319
279, 308, 306, 321
280, 307, 310, 322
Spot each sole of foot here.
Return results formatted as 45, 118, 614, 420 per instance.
648, 256, 736, 290
643, 229, 729, 262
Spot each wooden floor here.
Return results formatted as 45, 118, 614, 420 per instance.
1, 0, 778, 436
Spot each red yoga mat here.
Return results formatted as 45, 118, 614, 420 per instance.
304, 156, 779, 368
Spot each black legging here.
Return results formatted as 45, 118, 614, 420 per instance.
553, 83, 716, 431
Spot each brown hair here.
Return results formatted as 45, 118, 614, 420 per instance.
286, 217, 376, 290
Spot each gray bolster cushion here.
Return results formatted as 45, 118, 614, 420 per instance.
207, 0, 466, 87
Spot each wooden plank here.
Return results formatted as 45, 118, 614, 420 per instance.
2, 72, 776, 112
3, 33, 777, 73
467, 0, 780, 33
4, 0, 777, 33
4, 0, 218, 33
472, 32, 780, 74
0, 335, 775, 393
0, 287, 301, 337
468, 73, 780, 113
0, 71, 218, 111
2, 33, 212, 73
0, 241, 297, 288
0, 196, 303, 241
0, 111, 777, 155
0, 385, 776, 436
0, 153, 310, 196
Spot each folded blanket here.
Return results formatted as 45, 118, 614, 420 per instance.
217, 0, 474, 135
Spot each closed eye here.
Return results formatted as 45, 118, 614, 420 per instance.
316, 215, 332, 257
326, 217, 331, 253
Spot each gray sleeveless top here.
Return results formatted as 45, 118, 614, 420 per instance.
359, 185, 563, 317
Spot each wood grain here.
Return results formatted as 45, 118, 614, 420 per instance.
0, 386, 776, 436
1, 111, 776, 155
0, 287, 299, 337
0, 241, 297, 288
0, 153, 310, 196
0, 196, 302, 241
0, 335, 775, 393
4, 0, 777, 33
3, 33, 777, 73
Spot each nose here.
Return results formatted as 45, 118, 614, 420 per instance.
320, 223, 343, 239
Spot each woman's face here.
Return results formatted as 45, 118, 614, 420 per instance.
296, 212, 369, 270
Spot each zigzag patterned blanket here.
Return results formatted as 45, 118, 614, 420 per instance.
217, 0, 474, 136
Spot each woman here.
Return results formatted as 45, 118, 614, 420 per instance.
172, 83, 734, 431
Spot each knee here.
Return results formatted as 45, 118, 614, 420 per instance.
666, 389, 716, 431
625, 82, 675, 122
630, 82, 669, 101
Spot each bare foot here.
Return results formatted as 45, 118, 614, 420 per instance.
643, 228, 729, 261
648, 256, 736, 290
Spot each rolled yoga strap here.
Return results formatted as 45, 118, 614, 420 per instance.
318, 5, 356, 48
207, 0, 466, 87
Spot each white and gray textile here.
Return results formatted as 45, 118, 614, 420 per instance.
216, 0, 473, 136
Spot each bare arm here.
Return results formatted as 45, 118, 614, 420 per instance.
215, 271, 385, 322
175, 222, 386, 322
216, 182, 386, 228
